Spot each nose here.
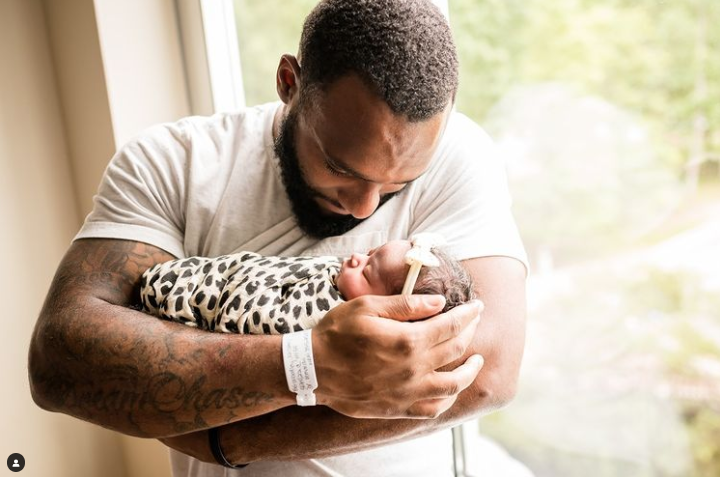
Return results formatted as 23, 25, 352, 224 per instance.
349, 252, 367, 267
339, 182, 382, 219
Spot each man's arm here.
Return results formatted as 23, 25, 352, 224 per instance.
29, 238, 483, 438
161, 255, 526, 463
28, 238, 297, 437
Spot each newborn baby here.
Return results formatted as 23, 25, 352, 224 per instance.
139, 239, 474, 335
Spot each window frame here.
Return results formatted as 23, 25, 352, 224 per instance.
175, 0, 245, 114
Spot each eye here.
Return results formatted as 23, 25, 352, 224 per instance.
324, 161, 351, 177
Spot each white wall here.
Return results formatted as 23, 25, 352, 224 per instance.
1, 0, 191, 475
94, 0, 191, 149
0, 1, 126, 476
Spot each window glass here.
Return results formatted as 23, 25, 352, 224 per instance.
233, 0, 317, 106
449, 1, 720, 476
233, 1, 720, 476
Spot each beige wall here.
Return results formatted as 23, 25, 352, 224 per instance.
1, 0, 190, 475
94, 0, 191, 148
0, 1, 126, 476
43, 0, 117, 219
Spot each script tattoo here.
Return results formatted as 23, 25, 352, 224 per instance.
32, 239, 274, 437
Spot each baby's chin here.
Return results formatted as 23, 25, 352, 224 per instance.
335, 271, 351, 299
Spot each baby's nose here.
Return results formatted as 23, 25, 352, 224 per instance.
349, 253, 367, 267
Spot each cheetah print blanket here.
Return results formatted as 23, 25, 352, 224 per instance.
140, 252, 345, 334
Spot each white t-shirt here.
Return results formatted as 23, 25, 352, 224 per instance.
76, 102, 528, 477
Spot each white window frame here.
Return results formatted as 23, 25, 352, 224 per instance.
175, 0, 245, 114
175, 0, 447, 115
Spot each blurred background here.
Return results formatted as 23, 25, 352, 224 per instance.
1, 0, 718, 476
237, 1, 720, 473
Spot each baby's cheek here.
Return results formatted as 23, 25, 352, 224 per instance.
336, 272, 359, 300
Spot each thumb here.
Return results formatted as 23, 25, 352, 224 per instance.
369, 294, 446, 322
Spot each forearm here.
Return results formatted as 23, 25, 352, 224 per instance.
30, 301, 295, 438
163, 362, 494, 464
227, 369, 501, 462
163, 256, 527, 463
32, 240, 490, 447
28, 239, 295, 438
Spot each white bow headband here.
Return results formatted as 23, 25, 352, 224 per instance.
401, 233, 446, 295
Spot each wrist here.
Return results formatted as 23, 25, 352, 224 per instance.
309, 328, 333, 406
208, 427, 248, 469
282, 330, 319, 406
231, 334, 296, 408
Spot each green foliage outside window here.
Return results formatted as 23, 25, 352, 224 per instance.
233, 1, 720, 475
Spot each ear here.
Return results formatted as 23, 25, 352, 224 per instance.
275, 54, 302, 104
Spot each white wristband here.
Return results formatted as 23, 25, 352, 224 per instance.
282, 329, 318, 406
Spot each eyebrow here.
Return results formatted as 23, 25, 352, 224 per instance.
326, 154, 423, 186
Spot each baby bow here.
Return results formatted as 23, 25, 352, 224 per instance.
401, 233, 446, 295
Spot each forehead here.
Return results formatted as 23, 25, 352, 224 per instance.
300, 75, 450, 183
375, 240, 412, 262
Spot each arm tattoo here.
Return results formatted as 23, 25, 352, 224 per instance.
31, 239, 275, 437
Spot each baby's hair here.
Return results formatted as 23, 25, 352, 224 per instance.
412, 248, 475, 312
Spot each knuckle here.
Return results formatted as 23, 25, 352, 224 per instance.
444, 381, 460, 396
395, 335, 418, 355
400, 365, 418, 382
432, 377, 459, 396
451, 340, 467, 358
419, 402, 444, 419
397, 294, 414, 315
448, 314, 463, 336
353, 295, 372, 310
405, 405, 428, 419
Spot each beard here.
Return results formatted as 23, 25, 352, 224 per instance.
273, 108, 400, 238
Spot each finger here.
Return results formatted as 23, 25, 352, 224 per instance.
420, 354, 484, 400
404, 396, 458, 419
427, 313, 481, 369
361, 294, 447, 322
418, 300, 483, 347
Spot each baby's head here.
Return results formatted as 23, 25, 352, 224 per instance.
335, 239, 475, 312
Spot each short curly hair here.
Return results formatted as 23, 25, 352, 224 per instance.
412, 248, 475, 312
298, 0, 459, 121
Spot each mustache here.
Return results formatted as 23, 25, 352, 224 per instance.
273, 109, 400, 238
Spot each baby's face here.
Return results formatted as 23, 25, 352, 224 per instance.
336, 240, 412, 300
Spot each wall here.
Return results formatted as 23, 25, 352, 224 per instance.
0, 1, 126, 476
94, 0, 191, 149
0, 0, 190, 475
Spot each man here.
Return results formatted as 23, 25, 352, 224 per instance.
29, 0, 527, 475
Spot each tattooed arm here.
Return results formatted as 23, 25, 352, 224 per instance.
161, 257, 525, 463
28, 238, 295, 438
29, 238, 485, 443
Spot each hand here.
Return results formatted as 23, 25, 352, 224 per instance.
312, 295, 484, 419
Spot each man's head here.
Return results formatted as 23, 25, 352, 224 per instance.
298, 0, 458, 121
273, 0, 459, 238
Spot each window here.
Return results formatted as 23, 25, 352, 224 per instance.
449, 1, 720, 476
233, 0, 317, 106
215, 1, 720, 476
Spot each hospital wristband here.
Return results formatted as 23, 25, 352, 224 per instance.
282, 329, 319, 406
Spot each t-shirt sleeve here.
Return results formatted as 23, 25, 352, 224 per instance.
411, 114, 529, 273
74, 122, 189, 258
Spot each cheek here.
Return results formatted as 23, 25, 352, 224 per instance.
338, 270, 372, 299
295, 131, 339, 187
